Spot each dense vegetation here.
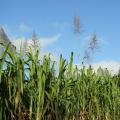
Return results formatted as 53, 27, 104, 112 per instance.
0, 43, 120, 120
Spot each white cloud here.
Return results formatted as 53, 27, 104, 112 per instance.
73, 61, 120, 75
92, 61, 120, 74
11, 34, 61, 61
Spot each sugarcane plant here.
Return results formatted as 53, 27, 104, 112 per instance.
0, 42, 120, 120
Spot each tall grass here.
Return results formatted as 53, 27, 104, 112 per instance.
0, 44, 120, 120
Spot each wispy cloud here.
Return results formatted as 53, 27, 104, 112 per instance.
52, 22, 70, 31
12, 33, 61, 51
19, 23, 31, 33
39, 33, 61, 48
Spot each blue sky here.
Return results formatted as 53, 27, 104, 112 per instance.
0, 0, 120, 72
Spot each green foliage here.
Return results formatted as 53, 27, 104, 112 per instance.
0, 45, 120, 120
